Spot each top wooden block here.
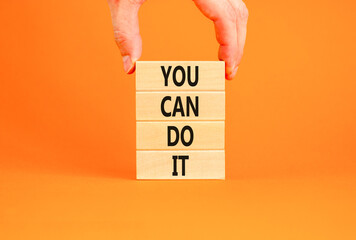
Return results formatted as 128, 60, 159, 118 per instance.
136, 61, 225, 91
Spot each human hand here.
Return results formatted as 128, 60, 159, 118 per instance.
107, 0, 248, 80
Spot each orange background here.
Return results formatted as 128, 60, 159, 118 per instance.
1, 0, 355, 239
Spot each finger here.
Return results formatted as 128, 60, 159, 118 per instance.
216, 17, 239, 80
193, 0, 248, 80
193, 0, 238, 79
228, 0, 249, 70
107, 0, 145, 74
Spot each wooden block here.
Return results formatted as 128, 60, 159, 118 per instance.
136, 92, 225, 121
136, 61, 225, 91
137, 150, 225, 179
135, 61, 226, 180
136, 121, 224, 150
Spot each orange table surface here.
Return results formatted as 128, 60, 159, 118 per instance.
1, 170, 355, 239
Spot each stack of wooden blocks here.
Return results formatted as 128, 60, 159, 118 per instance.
136, 61, 225, 179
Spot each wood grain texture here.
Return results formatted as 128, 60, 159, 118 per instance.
136, 61, 225, 91
136, 61, 226, 180
136, 121, 224, 150
136, 92, 225, 121
137, 150, 225, 179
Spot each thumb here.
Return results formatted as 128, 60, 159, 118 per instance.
107, 0, 145, 74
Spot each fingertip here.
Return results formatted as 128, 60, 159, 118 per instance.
218, 46, 238, 80
225, 65, 238, 80
225, 73, 233, 80
123, 55, 136, 74
127, 62, 136, 74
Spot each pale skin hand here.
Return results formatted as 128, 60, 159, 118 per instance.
107, 0, 248, 80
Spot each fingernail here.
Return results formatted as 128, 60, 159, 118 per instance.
123, 55, 134, 73
227, 66, 238, 80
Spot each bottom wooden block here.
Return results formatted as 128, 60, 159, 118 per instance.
137, 150, 225, 179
